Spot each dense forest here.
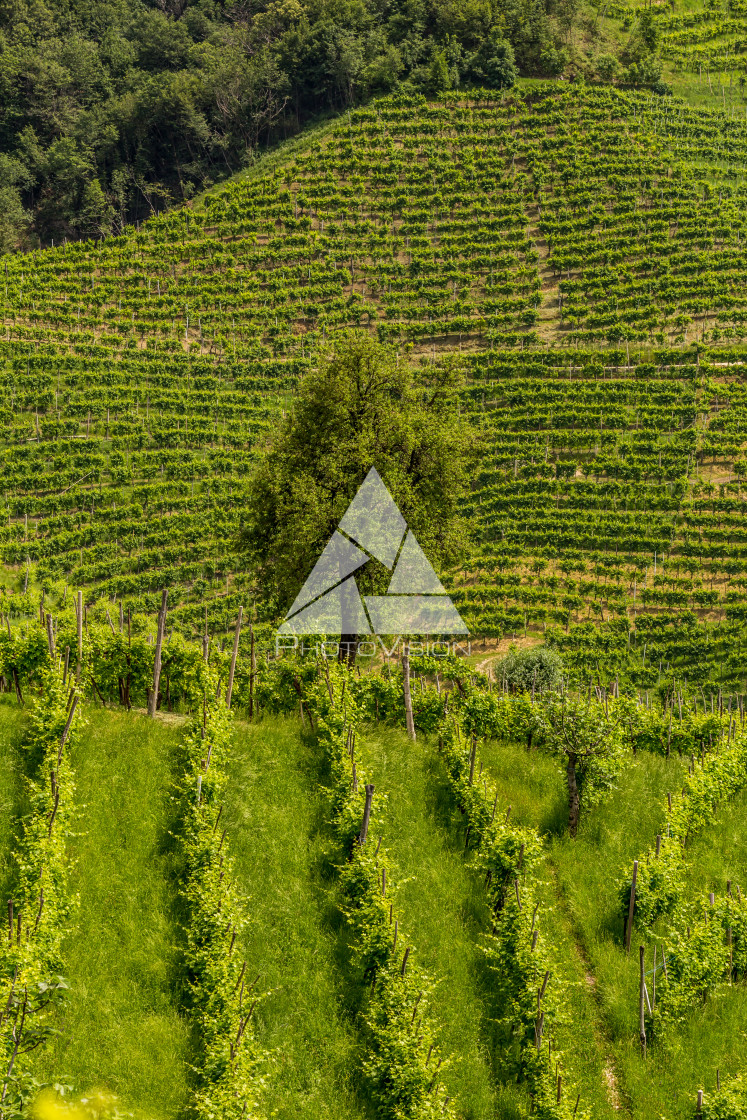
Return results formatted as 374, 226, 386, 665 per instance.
0, 0, 666, 246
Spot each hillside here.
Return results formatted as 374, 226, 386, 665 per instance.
3, 636, 747, 1119
0, 85, 744, 691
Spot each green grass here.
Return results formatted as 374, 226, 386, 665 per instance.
479, 738, 568, 835
224, 715, 368, 1120
356, 724, 502, 1119
13, 703, 747, 1120
477, 735, 626, 1118
547, 749, 747, 1118
616, 779, 747, 1116
0, 697, 29, 902
683, 782, 747, 898
30, 708, 190, 1118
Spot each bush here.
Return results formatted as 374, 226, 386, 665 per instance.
625, 54, 663, 86
496, 645, 564, 693
596, 53, 621, 82
540, 46, 568, 77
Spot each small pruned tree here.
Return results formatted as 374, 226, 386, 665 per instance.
540, 694, 625, 837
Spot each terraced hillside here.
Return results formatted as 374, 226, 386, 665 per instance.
1, 85, 747, 686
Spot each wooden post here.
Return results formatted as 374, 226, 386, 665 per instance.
248, 625, 255, 720
45, 613, 54, 658
76, 590, 83, 679
626, 861, 638, 953
652, 944, 657, 1009
148, 589, 168, 717
359, 784, 374, 846
226, 606, 242, 710
696, 1090, 703, 1113
403, 646, 415, 741
639, 945, 647, 1056
202, 604, 209, 663
469, 737, 477, 785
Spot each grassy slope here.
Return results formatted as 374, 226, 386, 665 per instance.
480, 737, 623, 1119
225, 714, 509, 1119
549, 749, 747, 1118
9, 699, 747, 1118
225, 715, 367, 1120
358, 723, 502, 1120
30, 708, 190, 1118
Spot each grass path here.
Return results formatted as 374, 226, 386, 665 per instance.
480, 735, 626, 1118
225, 715, 367, 1120
359, 724, 503, 1120
30, 708, 190, 1118
547, 750, 747, 1118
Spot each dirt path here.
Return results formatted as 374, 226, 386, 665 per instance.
131, 706, 189, 726
547, 862, 629, 1115
476, 654, 499, 677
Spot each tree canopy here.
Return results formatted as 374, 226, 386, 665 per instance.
0, 0, 591, 245
238, 332, 473, 620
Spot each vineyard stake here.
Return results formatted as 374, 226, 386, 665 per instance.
403, 648, 415, 741
359, 784, 375, 846
639, 946, 647, 1057
148, 589, 168, 717
226, 606, 243, 710
76, 590, 82, 681
249, 625, 255, 719
625, 861, 638, 953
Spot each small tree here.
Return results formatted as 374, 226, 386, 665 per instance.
469, 35, 517, 90
541, 694, 625, 836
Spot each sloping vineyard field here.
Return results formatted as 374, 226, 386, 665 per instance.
1, 86, 747, 682
7, 643, 747, 1119
28, 709, 191, 1114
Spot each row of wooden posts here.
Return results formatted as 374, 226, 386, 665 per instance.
35, 587, 252, 715
147, 589, 249, 715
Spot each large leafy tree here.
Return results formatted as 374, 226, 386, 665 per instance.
238, 332, 474, 637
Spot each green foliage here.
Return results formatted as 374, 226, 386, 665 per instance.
0, 662, 82, 1113
305, 662, 456, 1118
0, 0, 574, 241
620, 721, 747, 935
496, 645, 564, 694
701, 1072, 747, 1119
239, 332, 473, 614
175, 682, 264, 1120
429, 687, 583, 1116
28, 708, 190, 1114
469, 36, 518, 89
